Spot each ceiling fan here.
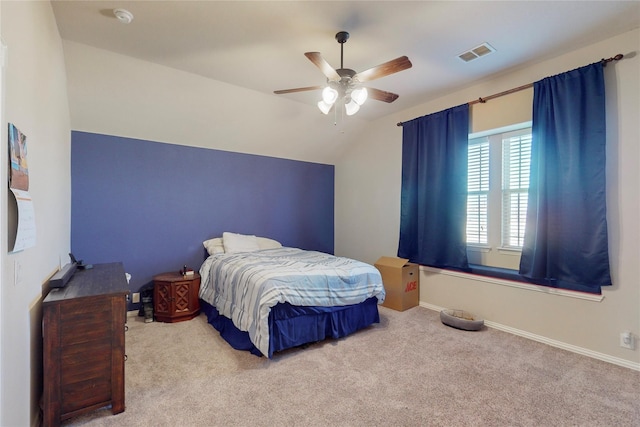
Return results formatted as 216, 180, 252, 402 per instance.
274, 31, 412, 116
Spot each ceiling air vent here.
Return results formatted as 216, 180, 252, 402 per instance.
457, 42, 496, 63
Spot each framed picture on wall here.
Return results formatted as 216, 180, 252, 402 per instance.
9, 123, 29, 191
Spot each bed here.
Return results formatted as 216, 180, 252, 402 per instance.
198, 232, 386, 358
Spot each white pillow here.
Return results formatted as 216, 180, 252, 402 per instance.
256, 237, 282, 250
222, 232, 260, 253
203, 238, 225, 255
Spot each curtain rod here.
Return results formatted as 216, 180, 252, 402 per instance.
396, 53, 624, 127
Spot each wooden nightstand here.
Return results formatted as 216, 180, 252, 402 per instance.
153, 271, 201, 323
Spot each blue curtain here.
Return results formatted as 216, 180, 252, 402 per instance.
398, 104, 469, 270
519, 62, 611, 293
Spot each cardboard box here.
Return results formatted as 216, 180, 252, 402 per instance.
374, 256, 419, 311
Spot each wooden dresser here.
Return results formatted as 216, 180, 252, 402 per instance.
42, 262, 129, 427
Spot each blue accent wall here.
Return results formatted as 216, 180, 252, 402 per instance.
71, 131, 334, 297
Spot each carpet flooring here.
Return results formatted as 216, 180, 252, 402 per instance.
62, 305, 640, 426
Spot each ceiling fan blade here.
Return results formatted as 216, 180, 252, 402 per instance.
274, 85, 323, 95
304, 52, 341, 81
355, 56, 412, 83
366, 87, 400, 103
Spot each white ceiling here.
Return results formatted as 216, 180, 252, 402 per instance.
51, 1, 640, 121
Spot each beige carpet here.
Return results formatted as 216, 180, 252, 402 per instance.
63, 306, 639, 426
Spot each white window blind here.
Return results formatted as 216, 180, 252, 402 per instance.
467, 137, 489, 244
501, 131, 532, 248
466, 124, 532, 269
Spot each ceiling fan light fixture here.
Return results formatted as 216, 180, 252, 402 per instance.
345, 99, 360, 116
275, 31, 411, 121
322, 86, 339, 104
317, 100, 332, 115
351, 87, 368, 105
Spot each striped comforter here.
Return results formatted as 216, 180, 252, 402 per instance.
199, 247, 385, 356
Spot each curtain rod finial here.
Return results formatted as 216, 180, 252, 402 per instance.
602, 53, 624, 66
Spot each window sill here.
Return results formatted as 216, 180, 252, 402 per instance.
420, 264, 604, 302
467, 245, 522, 255
497, 246, 521, 256
467, 245, 491, 253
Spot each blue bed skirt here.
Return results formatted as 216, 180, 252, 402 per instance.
200, 297, 380, 358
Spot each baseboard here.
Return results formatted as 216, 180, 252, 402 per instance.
420, 302, 640, 372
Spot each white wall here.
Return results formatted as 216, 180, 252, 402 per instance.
62, 40, 368, 166
0, 2, 71, 426
335, 29, 640, 368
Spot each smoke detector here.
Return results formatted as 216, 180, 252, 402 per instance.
458, 42, 495, 63
113, 8, 134, 24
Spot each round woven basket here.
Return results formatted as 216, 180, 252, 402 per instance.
440, 309, 484, 331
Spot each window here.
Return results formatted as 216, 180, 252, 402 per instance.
502, 132, 531, 248
466, 125, 532, 269
467, 137, 489, 245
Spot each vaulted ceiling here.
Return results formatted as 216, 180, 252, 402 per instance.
52, 1, 640, 122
